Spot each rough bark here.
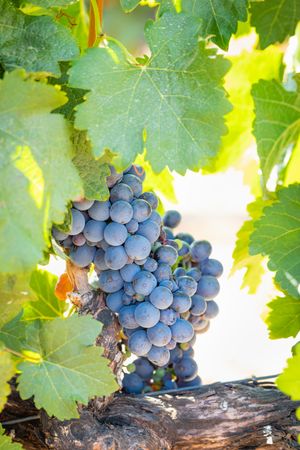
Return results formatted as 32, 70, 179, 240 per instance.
2, 382, 299, 449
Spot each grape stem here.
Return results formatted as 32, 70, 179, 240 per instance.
88, 0, 104, 48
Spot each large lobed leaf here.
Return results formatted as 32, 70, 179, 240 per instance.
182, 0, 248, 50
0, 343, 16, 412
266, 295, 300, 339
277, 343, 300, 401
205, 45, 283, 172
250, 184, 300, 298
69, 12, 231, 174
22, 269, 67, 321
0, 274, 32, 329
17, 315, 118, 419
0, 71, 82, 272
0, 0, 79, 76
250, 0, 300, 49
252, 79, 300, 186
72, 131, 111, 201
231, 198, 268, 294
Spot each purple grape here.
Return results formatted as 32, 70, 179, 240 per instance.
134, 302, 160, 328
149, 286, 173, 310
143, 257, 158, 273
172, 291, 192, 313
83, 220, 106, 242
177, 276, 197, 296
125, 235, 151, 260
139, 192, 158, 209
191, 240, 212, 262
171, 319, 194, 343
154, 263, 172, 282
201, 258, 223, 278
69, 209, 85, 235
119, 305, 138, 329
155, 245, 178, 265
160, 309, 178, 326
196, 276, 220, 299
132, 199, 152, 223
163, 210, 181, 229
133, 358, 154, 379
174, 356, 198, 381
105, 245, 128, 270
52, 227, 68, 241
106, 290, 124, 312
122, 373, 144, 394
191, 295, 207, 316
110, 200, 133, 224
73, 199, 94, 211
147, 346, 170, 367
204, 300, 219, 319
175, 232, 194, 244
72, 233, 86, 246
110, 183, 133, 203
120, 263, 141, 282
147, 322, 172, 347
133, 271, 157, 296
98, 269, 124, 293
137, 220, 160, 244
122, 174, 143, 196
88, 200, 110, 221
128, 330, 152, 356
186, 267, 202, 282
104, 222, 128, 246
94, 248, 109, 271
126, 219, 139, 233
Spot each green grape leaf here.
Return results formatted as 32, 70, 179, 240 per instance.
120, 0, 140, 12
231, 198, 269, 294
17, 315, 118, 419
0, 425, 23, 449
0, 0, 79, 76
72, 131, 111, 201
69, 12, 231, 174
0, 343, 17, 412
182, 0, 248, 50
205, 45, 283, 172
21, 269, 67, 321
0, 274, 32, 328
277, 352, 300, 400
0, 70, 82, 272
266, 295, 300, 339
250, 184, 300, 298
250, 0, 300, 49
252, 79, 300, 186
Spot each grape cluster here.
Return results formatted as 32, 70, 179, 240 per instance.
52, 164, 223, 389
123, 343, 202, 394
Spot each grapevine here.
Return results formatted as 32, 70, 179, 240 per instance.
0, 0, 300, 446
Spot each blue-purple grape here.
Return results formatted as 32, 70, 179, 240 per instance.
128, 330, 152, 356
159, 279, 173, 291
88, 200, 110, 221
69, 209, 85, 235
106, 290, 124, 312
104, 222, 128, 246
105, 245, 128, 270
110, 183, 133, 203
196, 276, 220, 299
120, 263, 141, 282
110, 200, 133, 224
177, 375, 202, 388
155, 245, 178, 265
52, 227, 68, 241
174, 356, 198, 381
69, 244, 96, 267
147, 346, 170, 367
133, 358, 154, 379
204, 300, 219, 319
147, 322, 172, 347
126, 219, 139, 233
163, 210, 181, 229
119, 305, 138, 329
191, 295, 207, 316
98, 269, 124, 293
139, 192, 158, 209
186, 267, 202, 282
172, 291, 192, 313
132, 199, 152, 223
122, 174, 143, 197
171, 319, 194, 343
201, 258, 223, 278
94, 248, 109, 271
72, 233, 86, 246
137, 220, 160, 244
175, 232, 194, 244
133, 270, 157, 295
160, 309, 178, 326
191, 240, 212, 262
143, 257, 158, 273
177, 276, 197, 297
73, 199, 94, 211
83, 220, 106, 242
122, 373, 144, 394
149, 286, 173, 310
125, 235, 151, 260
149, 210, 162, 226
153, 263, 172, 282
134, 302, 160, 328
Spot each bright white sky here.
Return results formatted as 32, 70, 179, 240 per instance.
163, 169, 294, 383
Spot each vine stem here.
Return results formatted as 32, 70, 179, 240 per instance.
88, 0, 104, 47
